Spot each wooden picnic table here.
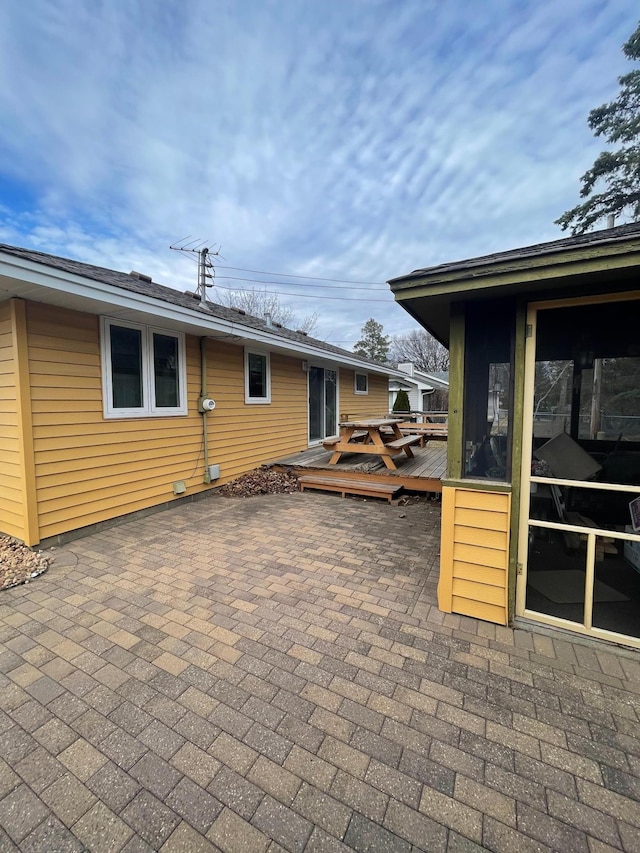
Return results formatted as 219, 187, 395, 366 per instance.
322, 418, 421, 470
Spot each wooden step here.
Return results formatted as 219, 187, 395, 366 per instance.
298, 475, 401, 503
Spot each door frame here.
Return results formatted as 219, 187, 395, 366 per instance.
516, 290, 640, 648
307, 364, 339, 445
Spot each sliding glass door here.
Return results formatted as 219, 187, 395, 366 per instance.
309, 366, 337, 443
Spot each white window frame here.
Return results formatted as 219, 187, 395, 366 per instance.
100, 317, 188, 418
354, 372, 369, 395
244, 348, 271, 404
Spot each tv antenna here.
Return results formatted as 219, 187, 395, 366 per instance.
170, 237, 223, 308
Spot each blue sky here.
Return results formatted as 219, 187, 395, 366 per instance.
0, 1, 636, 346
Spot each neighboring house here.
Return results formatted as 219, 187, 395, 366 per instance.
389, 222, 640, 650
0, 244, 405, 546
388, 362, 449, 413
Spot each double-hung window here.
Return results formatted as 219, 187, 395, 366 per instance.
354, 372, 368, 394
245, 349, 271, 404
101, 318, 187, 417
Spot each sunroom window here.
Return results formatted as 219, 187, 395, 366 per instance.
101, 318, 187, 417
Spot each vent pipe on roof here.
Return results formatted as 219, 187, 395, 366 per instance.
264, 312, 273, 328
130, 271, 152, 282
607, 214, 616, 228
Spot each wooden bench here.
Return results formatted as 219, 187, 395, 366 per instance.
382, 435, 421, 458
396, 424, 448, 445
385, 435, 421, 454
322, 430, 367, 450
298, 474, 401, 502
322, 438, 340, 448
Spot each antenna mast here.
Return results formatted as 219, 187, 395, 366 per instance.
170, 238, 222, 308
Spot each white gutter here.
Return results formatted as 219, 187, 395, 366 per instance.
0, 251, 405, 378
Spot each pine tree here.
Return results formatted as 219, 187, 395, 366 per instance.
556, 20, 640, 234
353, 318, 390, 363
392, 389, 410, 413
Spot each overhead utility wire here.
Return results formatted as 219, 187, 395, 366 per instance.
177, 249, 387, 289
218, 275, 387, 292
216, 265, 382, 285
213, 283, 393, 303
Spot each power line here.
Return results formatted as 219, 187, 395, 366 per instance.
174, 252, 388, 291
218, 275, 388, 292
216, 264, 383, 285
213, 283, 393, 303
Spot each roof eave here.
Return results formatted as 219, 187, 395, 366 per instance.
388, 231, 640, 298
0, 251, 397, 376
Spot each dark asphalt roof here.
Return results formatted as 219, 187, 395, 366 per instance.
0, 243, 386, 369
388, 221, 640, 284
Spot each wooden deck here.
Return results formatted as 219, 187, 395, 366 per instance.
270, 441, 447, 494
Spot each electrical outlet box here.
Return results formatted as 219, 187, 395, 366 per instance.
208, 465, 220, 481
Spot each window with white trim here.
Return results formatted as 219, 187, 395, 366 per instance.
354, 372, 368, 394
101, 318, 187, 417
245, 349, 271, 404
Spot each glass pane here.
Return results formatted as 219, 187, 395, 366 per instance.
153, 333, 179, 408
325, 370, 337, 437
110, 325, 143, 408
525, 521, 585, 625
355, 373, 367, 393
578, 357, 640, 441
535, 301, 640, 447
463, 300, 514, 481
309, 367, 323, 442
592, 534, 640, 640
248, 353, 267, 398
533, 360, 573, 438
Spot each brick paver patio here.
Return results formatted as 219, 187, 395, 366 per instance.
1, 491, 639, 852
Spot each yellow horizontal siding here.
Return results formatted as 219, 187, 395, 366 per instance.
452, 577, 506, 607
454, 506, 509, 532
205, 342, 308, 482
451, 597, 506, 624
454, 525, 508, 550
439, 486, 510, 625
339, 370, 388, 420
453, 542, 507, 570
24, 300, 391, 542
0, 301, 25, 540
26, 303, 208, 539
452, 562, 506, 587
25, 302, 347, 541
455, 489, 509, 512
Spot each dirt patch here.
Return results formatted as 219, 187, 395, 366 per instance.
219, 467, 299, 497
0, 535, 50, 591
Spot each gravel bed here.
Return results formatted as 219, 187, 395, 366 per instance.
0, 535, 49, 590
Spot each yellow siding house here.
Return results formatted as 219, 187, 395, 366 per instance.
0, 244, 396, 546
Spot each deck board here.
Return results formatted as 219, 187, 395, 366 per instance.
270, 441, 447, 493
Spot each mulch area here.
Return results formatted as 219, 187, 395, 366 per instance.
219, 467, 299, 497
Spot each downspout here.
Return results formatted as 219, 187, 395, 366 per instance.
200, 336, 211, 484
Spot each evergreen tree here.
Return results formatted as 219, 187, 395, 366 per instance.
353, 318, 390, 363
392, 389, 410, 413
556, 20, 640, 234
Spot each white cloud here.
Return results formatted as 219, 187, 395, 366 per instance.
0, 0, 636, 344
